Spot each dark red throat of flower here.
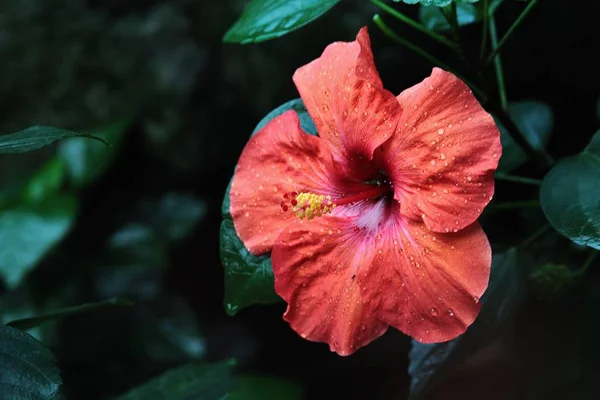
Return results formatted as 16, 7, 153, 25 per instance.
280, 184, 392, 220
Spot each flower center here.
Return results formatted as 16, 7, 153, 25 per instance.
280, 183, 392, 220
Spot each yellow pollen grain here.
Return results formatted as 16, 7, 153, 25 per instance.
293, 192, 335, 220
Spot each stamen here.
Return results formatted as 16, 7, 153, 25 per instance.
281, 191, 335, 220
280, 185, 392, 220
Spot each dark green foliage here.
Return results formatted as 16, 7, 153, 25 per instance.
541, 130, 600, 250
224, 0, 341, 44
0, 325, 62, 400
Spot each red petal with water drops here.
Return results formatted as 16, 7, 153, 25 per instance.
272, 199, 490, 353
230, 111, 345, 255
374, 215, 491, 343
378, 68, 501, 233
271, 210, 389, 356
292, 27, 401, 178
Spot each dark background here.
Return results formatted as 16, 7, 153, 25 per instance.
0, 0, 599, 399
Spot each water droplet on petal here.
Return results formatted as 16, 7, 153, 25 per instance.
437, 128, 445, 135
430, 307, 439, 316
448, 309, 455, 317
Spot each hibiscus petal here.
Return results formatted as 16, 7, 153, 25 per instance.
379, 68, 501, 233
292, 27, 401, 176
272, 200, 490, 353
230, 110, 345, 255
374, 215, 491, 343
271, 213, 389, 356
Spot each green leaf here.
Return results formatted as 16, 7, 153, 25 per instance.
22, 157, 67, 204
223, 0, 341, 44
396, 0, 479, 7
113, 362, 235, 400
408, 248, 528, 399
496, 100, 554, 173
0, 325, 62, 400
540, 130, 600, 250
6, 297, 132, 331
59, 119, 131, 189
221, 99, 316, 314
252, 99, 317, 136
0, 195, 77, 288
131, 193, 206, 244
220, 220, 281, 315
419, 3, 479, 32
226, 375, 302, 400
0, 126, 107, 154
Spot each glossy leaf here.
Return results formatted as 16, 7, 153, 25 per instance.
409, 248, 528, 399
113, 361, 235, 400
223, 0, 341, 44
226, 375, 302, 400
6, 297, 132, 331
252, 99, 317, 136
419, 3, 479, 32
0, 126, 106, 154
0, 325, 62, 400
220, 219, 281, 315
540, 130, 600, 250
396, 0, 479, 6
59, 118, 131, 189
497, 101, 554, 172
220, 99, 316, 315
0, 195, 77, 288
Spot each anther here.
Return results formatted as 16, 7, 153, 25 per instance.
281, 191, 336, 220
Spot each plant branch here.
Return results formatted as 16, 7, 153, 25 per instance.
493, 109, 555, 167
370, 0, 457, 48
479, 0, 489, 60
372, 15, 486, 100
573, 250, 598, 277
521, 224, 551, 248
488, 200, 540, 210
484, 0, 539, 66
489, 15, 508, 110
495, 173, 542, 186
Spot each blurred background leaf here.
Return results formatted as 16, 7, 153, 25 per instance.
112, 361, 235, 400
0, 195, 77, 289
0, 325, 62, 400
0, 126, 106, 154
59, 118, 132, 190
225, 374, 302, 400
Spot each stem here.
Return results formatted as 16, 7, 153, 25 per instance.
372, 15, 486, 100
495, 173, 542, 186
573, 250, 598, 277
479, 0, 489, 60
521, 224, 550, 248
450, 2, 459, 34
370, 0, 457, 48
489, 16, 508, 111
488, 200, 540, 210
484, 0, 539, 67
493, 108, 555, 168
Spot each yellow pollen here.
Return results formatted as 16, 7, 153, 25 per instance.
293, 192, 335, 220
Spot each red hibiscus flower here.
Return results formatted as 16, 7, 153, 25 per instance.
229, 27, 501, 355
